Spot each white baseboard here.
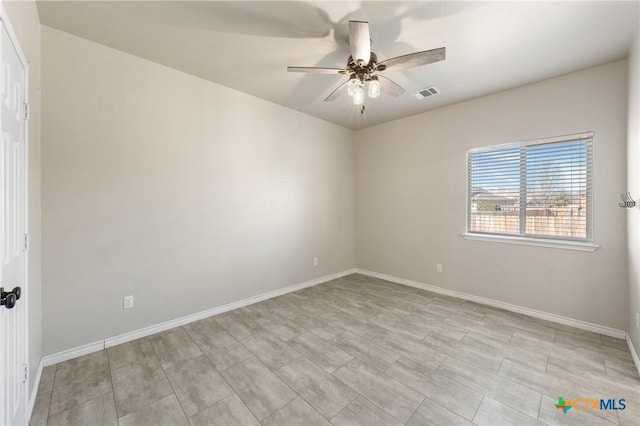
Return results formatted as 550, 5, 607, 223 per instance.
42, 269, 356, 366
42, 340, 105, 367
355, 268, 626, 340
626, 333, 640, 376
27, 358, 44, 422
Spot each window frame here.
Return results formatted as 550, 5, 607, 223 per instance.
463, 132, 599, 252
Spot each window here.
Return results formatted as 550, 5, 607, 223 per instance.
466, 132, 593, 245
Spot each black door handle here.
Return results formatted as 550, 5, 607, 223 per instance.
1, 286, 21, 309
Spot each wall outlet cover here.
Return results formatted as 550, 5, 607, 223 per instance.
123, 295, 134, 309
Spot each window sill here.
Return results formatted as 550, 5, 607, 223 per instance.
461, 233, 599, 252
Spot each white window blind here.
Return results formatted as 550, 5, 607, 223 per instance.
467, 133, 593, 242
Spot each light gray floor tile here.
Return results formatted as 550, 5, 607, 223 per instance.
295, 314, 346, 340
511, 331, 605, 364
375, 315, 432, 341
605, 356, 640, 377
221, 357, 296, 421
111, 354, 164, 391
111, 355, 173, 418
262, 397, 330, 426
189, 325, 254, 370
485, 313, 557, 343
182, 317, 226, 341
287, 332, 353, 373
47, 392, 118, 426
240, 330, 301, 370
444, 314, 514, 342
498, 358, 576, 397
206, 340, 254, 371
556, 329, 604, 345
618, 398, 640, 426
549, 354, 638, 398
421, 321, 469, 341
499, 359, 620, 424
49, 351, 112, 415
252, 313, 306, 341
264, 299, 306, 321
106, 338, 155, 370
463, 331, 548, 371
521, 315, 583, 333
331, 331, 401, 371
334, 359, 424, 423
401, 300, 450, 319
148, 327, 203, 369
473, 396, 545, 426
422, 332, 504, 372
118, 394, 189, 426
29, 391, 51, 426
436, 356, 542, 418
602, 335, 630, 351
237, 302, 273, 318
165, 355, 233, 416
330, 311, 386, 341
331, 395, 404, 426
385, 356, 483, 421
547, 355, 607, 380
407, 398, 472, 426
114, 377, 173, 419
275, 356, 357, 419
366, 311, 410, 328
37, 365, 56, 395
215, 311, 264, 340
55, 351, 105, 371
605, 357, 640, 386
375, 330, 447, 371
189, 394, 260, 426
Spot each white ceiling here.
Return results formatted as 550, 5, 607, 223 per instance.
36, 1, 639, 130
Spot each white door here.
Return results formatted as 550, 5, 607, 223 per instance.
0, 11, 28, 426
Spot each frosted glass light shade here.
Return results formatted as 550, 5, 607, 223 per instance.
352, 86, 364, 105
368, 79, 381, 98
347, 78, 360, 96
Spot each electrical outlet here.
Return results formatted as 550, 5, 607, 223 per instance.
313, 257, 318, 266
436, 264, 443, 273
123, 295, 134, 309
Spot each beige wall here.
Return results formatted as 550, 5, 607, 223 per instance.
3, 0, 41, 394
628, 29, 640, 354
41, 27, 355, 355
355, 60, 629, 330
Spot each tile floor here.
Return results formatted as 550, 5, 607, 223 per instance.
30, 274, 640, 425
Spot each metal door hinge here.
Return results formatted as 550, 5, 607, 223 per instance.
23, 364, 28, 383
23, 103, 30, 120
23, 233, 29, 251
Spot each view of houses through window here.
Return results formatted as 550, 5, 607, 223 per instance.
467, 134, 592, 241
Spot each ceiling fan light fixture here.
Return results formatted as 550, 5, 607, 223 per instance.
368, 78, 381, 98
288, 20, 446, 110
352, 86, 364, 105
347, 77, 361, 96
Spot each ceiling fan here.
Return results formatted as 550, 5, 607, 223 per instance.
288, 20, 446, 111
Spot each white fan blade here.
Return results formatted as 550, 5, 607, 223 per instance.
378, 47, 446, 72
349, 20, 371, 66
378, 75, 405, 97
288, 67, 348, 74
324, 81, 348, 101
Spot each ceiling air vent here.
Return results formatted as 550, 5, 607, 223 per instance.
412, 86, 439, 99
